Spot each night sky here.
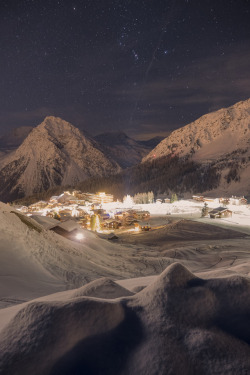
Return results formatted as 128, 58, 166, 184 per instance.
0, 0, 250, 139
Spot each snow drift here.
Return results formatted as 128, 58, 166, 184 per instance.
1, 263, 250, 374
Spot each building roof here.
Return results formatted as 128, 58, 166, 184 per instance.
105, 219, 121, 224
31, 216, 80, 232
55, 220, 80, 232
31, 215, 60, 230
209, 207, 232, 214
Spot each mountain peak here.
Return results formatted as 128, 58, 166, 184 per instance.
144, 98, 250, 163
143, 98, 250, 196
0, 117, 120, 201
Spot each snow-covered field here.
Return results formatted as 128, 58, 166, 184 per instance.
103, 199, 250, 231
1, 199, 250, 374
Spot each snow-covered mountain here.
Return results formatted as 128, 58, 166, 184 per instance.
0, 117, 121, 201
94, 131, 157, 168
143, 99, 250, 196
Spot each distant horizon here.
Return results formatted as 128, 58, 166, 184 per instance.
1, 96, 249, 141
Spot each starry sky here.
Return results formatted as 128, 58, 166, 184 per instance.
0, 0, 250, 139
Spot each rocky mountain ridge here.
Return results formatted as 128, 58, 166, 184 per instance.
0, 117, 121, 201
143, 98, 250, 196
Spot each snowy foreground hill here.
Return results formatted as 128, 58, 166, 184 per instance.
1, 264, 250, 374
1, 201, 250, 373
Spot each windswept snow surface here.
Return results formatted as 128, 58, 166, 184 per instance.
1, 263, 250, 374
103, 199, 250, 232
1, 200, 250, 374
0, 202, 155, 307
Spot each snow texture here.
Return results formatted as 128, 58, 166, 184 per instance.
1, 263, 250, 374
143, 98, 250, 196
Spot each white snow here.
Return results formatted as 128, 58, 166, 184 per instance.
1, 198, 250, 374
1, 263, 250, 374
143, 98, 250, 196
102, 199, 250, 230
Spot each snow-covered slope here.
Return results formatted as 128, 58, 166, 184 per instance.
1, 263, 250, 375
0, 117, 121, 201
144, 99, 250, 162
143, 98, 250, 195
0, 202, 169, 308
94, 131, 155, 168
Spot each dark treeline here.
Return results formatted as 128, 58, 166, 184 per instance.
75, 155, 220, 199
13, 155, 221, 205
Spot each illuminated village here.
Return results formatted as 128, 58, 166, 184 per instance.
12, 189, 249, 243
13, 191, 152, 240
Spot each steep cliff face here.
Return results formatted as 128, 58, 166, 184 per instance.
0, 116, 120, 201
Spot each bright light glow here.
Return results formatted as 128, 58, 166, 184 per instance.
75, 233, 84, 240
123, 195, 134, 207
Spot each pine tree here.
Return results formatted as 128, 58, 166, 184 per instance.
148, 191, 154, 203
201, 203, 209, 217
90, 215, 96, 231
170, 193, 178, 203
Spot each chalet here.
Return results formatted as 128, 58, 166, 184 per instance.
209, 207, 232, 219
103, 219, 121, 229
114, 211, 124, 221
58, 209, 72, 220
50, 220, 82, 240
31, 216, 84, 241
192, 195, 204, 202
219, 197, 230, 205
74, 208, 88, 218
28, 200, 48, 212
230, 196, 248, 205
124, 215, 138, 226
133, 210, 150, 220
114, 210, 135, 221
16, 205, 29, 213
49, 196, 59, 204
164, 198, 171, 203
31, 215, 61, 230
81, 192, 114, 204
156, 195, 170, 203
100, 213, 110, 221
57, 192, 76, 203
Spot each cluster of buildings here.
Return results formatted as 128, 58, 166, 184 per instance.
192, 195, 248, 205
193, 195, 248, 219
15, 190, 151, 233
